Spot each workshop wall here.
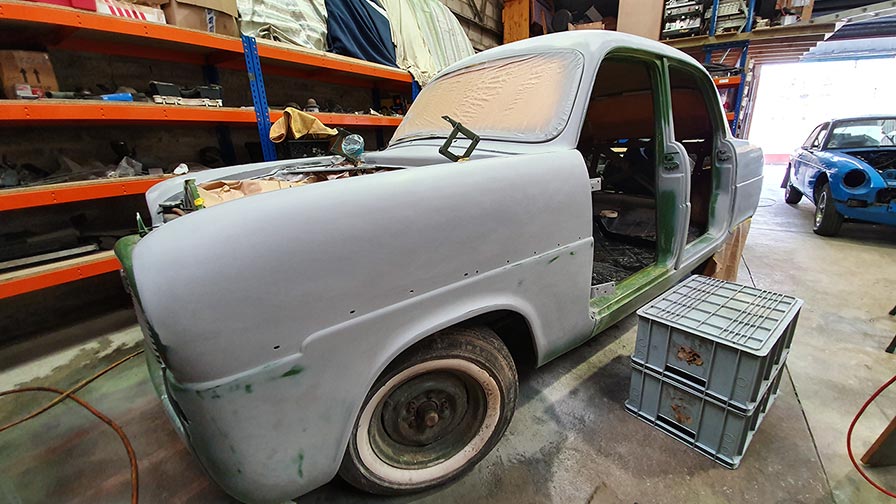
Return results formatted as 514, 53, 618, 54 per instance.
440, 0, 504, 50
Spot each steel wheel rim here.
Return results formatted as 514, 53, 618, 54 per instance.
815, 191, 826, 227
370, 370, 485, 469
355, 359, 501, 484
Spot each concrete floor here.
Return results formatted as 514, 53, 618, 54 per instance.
1, 164, 894, 504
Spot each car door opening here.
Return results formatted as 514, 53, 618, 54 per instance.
669, 65, 718, 244
577, 57, 659, 287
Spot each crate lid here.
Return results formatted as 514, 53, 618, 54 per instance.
637, 275, 803, 356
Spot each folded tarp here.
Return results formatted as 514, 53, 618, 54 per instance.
380, 0, 438, 84
381, 0, 474, 85
238, 0, 328, 51
415, 0, 474, 70
325, 0, 398, 67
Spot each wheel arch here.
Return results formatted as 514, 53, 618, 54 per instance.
384, 306, 541, 380
452, 310, 538, 372
812, 171, 830, 201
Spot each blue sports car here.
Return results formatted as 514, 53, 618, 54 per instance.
783, 116, 896, 236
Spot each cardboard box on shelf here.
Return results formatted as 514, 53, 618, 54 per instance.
0, 51, 59, 99
95, 0, 166, 23
161, 0, 239, 37
570, 21, 605, 31
27, 0, 97, 11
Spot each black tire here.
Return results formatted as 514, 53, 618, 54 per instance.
813, 182, 843, 236
339, 326, 518, 495
784, 181, 803, 204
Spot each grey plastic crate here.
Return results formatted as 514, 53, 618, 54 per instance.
632, 275, 802, 413
625, 363, 783, 469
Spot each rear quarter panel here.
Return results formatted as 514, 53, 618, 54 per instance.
731, 138, 764, 226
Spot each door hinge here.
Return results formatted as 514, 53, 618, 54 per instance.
716, 149, 732, 161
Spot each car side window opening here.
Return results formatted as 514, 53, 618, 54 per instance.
668, 65, 721, 244
577, 57, 659, 288
811, 126, 829, 149
803, 125, 824, 149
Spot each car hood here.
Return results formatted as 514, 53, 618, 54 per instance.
818, 150, 874, 171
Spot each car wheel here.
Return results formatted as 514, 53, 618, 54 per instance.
784, 182, 802, 204
339, 326, 517, 495
813, 182, 843, 236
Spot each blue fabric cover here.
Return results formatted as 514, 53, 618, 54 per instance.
325, 0, 398, 67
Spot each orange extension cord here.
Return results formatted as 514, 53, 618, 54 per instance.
0, 350, 144, 504
847, 373, 896, 499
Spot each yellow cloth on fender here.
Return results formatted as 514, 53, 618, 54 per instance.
269, 107, 338, 142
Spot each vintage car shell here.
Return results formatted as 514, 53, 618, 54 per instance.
117, 31, 763, 503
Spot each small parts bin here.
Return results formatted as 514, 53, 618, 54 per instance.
632, 275, 802, 413
626, 364, 784, 469
626, 275, 803, 468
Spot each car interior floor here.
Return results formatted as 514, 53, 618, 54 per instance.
591, 197, 657, 285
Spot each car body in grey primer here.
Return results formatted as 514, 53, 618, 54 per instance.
116, 31, 763, 503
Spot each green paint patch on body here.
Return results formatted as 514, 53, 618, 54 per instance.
293, 452, 304, 479
244, 384, 253, 394
548, 256, 559, 264
569, 251, 576, 255
281, 366, 304, 378
114, 234, 143, 302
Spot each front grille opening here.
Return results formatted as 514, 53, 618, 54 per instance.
877, 188, 896, 204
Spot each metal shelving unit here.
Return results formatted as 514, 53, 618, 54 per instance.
0, 0, 412, 298
665, 1, 837, 137
701, 0, 755, 134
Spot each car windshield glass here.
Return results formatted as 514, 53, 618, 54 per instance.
826, 118, 896, 149
392, 50, 585, 144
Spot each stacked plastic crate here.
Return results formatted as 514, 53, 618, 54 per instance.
625, 275, 803, 468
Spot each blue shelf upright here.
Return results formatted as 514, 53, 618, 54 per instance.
241, 34, 277, 162
703, 0, 756, 136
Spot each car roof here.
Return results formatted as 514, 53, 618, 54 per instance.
827, 115, 896, 123
436, 31, 701, 79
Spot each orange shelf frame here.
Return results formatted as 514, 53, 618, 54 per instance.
713, 76, 742, 88
255, 40, 412, 84
0, 176, 167, 211
0, 101, 257, 124
309, 112, 403, 127
0, 251, 120, 299
0, 1, 411, 85
0, 1, 241, 55
0, 101, 403, 127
